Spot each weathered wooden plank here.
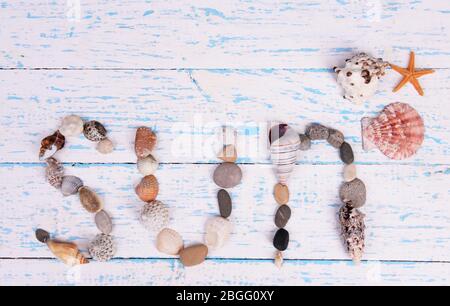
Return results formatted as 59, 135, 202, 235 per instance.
1, 69, 448, 164
0, 163, 448, 261
1, 0, 449, 68
0, 259, 449, 286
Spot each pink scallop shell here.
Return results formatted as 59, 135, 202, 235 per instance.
361, 102, 424, 160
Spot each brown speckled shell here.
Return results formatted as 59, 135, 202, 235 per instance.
135, 127, 157, 159
45, 157, 64, 188
79, 186, 103, 213
83, 121, 107, 142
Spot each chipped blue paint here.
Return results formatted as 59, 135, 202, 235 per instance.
143, 10, 154, 16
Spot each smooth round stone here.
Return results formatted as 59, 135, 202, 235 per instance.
213, 162, 242, 188
273, 228, 289, 251
340, 142, 354, 164
217, 189, 232, 218
275, 205, 291, 228
306, 124, 329, 140
327, 129, 345, 149
179, 244, 208, 267
156, 228, 184, 255
343, 164, 357, 182
274, 183, 289, 205
339, 178, 366, 208
95, 210, 113, 235
299, 134, 311, 151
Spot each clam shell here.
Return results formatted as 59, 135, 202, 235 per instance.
135, 127, 157, 159
96, 138, 114, 154
95, 210, 113, 235
269, 124, 300, 185
59, 115, 84, 137
135, 175, 159, 202
46, 239, 89, 266
139, 200, 169, 232
156, 228, 184, 255
79, 186, 103, 213
45, 157, 64, 188
39, 131, 65, 160
137, 154, 159, 176
362, 102, 424, 160
83, 120, 107, 142
61, 175, 84, 197
204, 217, 233, 250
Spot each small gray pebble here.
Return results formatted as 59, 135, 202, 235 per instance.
306, 124, 329, 140
327, 129, 345, 148
275, 205, 291, 228
35, 228, 50, 243
95, 210, 113, 235
340, 142, 354, 164
217, 189, 232, 218
339, 178, 366, 208
213, 162, 242, 188
299, 134, 311, 151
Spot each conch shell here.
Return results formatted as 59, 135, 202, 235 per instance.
39, 131, 65, 160
361, 102, 424, 160
268, 123, 300, 185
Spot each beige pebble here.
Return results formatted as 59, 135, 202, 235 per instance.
343, 164, 357, 182
96, 138, 114, 154
274, 251, 283, 268
179, 244, 208, 267
218, 144, 237, 163
274, 183, 289, 205
156, 228, 184, 255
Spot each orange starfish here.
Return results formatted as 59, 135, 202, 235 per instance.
390, 51, 434, 96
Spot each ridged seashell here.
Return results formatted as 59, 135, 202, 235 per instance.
45, 157, 64, 188
96, 138, 114, 154
61, 175, 84, 197
95, 210, 113, 235
39, 131, 65, 160
139, 200, 169, 232
137, 154, 159, 176
334, 53, 389, 104
59, 115, 84, 137
204, 217, 233, 250
79, 186, 103, 213
156, 228, 184, 255
46, 239, 89, 266
269, 124, 300, 185
135, 175, 159, 202
135, 127, 157, 159
35, 228, 50, 243
88, 234, 115, 262
361, 102, 424, 160
83, 120, 107, 142
339, 203, 365, 263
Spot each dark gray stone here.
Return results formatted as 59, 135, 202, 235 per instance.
273, 228, 289, 251
327, 129, 345, 148
275, 205, 291, 228
217, 189, 232, 218
306, 124, 329, 140
340, 142, 354, 164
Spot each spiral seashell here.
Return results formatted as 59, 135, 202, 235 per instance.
79, 186, 103, 213
61, 175, 84, 197
46, 239, 89, 266
135, 175, 159, 202
204, 217, 233, 250
140, 200, 169, 232
59, 115, 84, 137
361, 102, 424, 160
339, 203, 365, 263
39, 131, 65, 160
83, 120, 107, 142
156, 228, 184, 255
137, 154, 159, 176
269, 124, 300, 185
88, 234, 115, 262
135, 127, 157, 159
45, 157, 64, 188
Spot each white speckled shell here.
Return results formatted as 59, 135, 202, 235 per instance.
156, 228, 184, 255
59, 115, 84, 137
204, 217, 233, 250
137, 154, 159, 176
139, 200, 169, 232
88, 234, 115, 262
61, 175, 84, 197
269, 125, 300, 185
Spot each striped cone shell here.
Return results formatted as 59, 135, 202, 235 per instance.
361, 102, 424, 160
269, 124, 300, 185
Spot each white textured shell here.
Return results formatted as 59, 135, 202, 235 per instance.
96, 138, 114, 154
137, 154, 159, 176
334, 53, 389, 104
61, 175, 83, 196
59, 115, 84, 137
269, 125, 300, 185
156, 228, 184, 255
88, 234, 115, 262
139, 200, 169, 232
204, 217, 233, 250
